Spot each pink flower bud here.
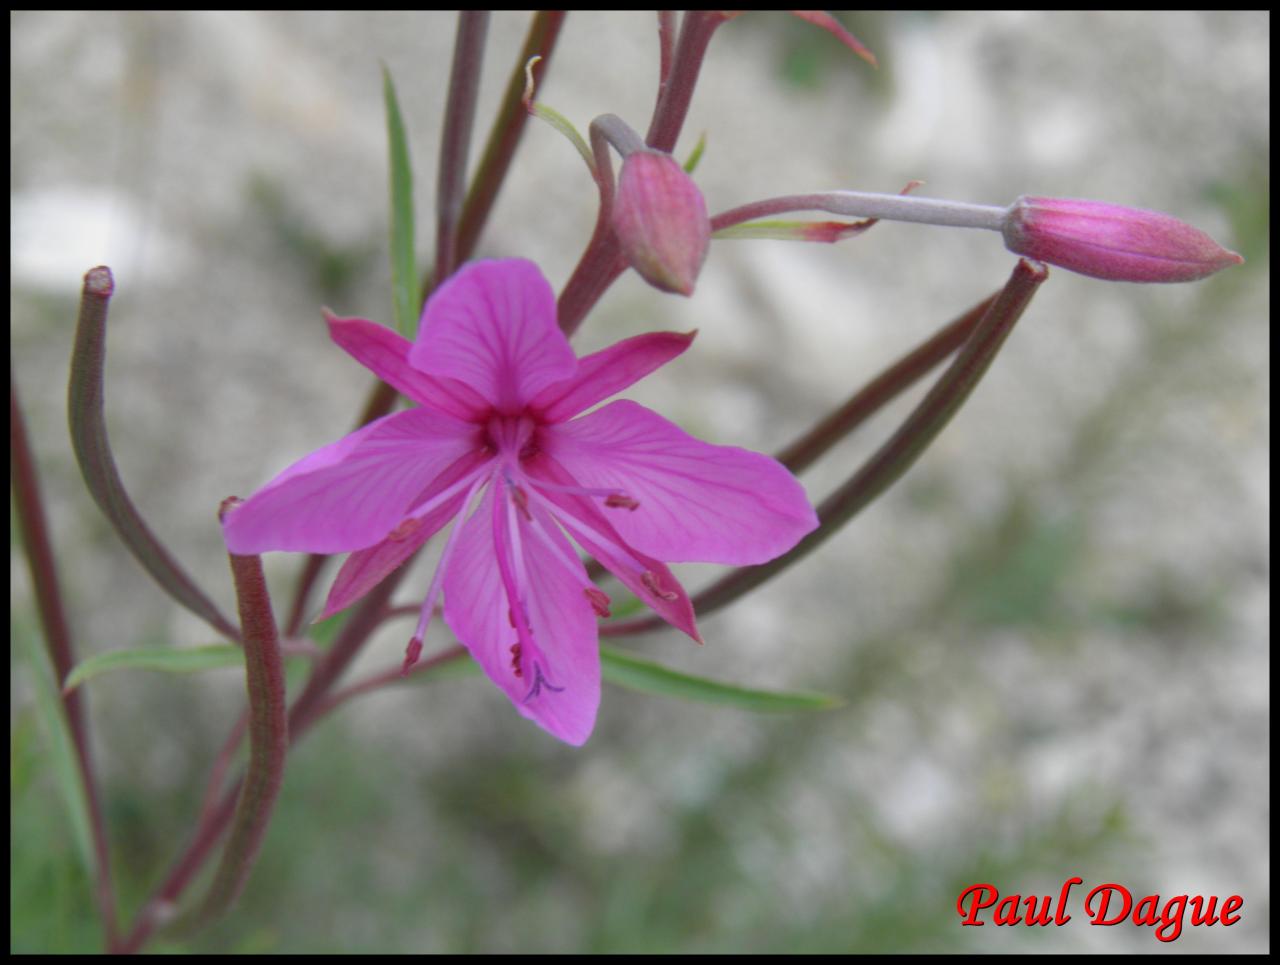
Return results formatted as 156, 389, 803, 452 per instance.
1002, 195, 1243, 283
611, 150, 710, 296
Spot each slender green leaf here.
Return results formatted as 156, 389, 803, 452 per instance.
382, 65, 419, 338
682, 130, 707, 174
14, 622, 94, 876
712, 218, 869, 242
600, 645, 842, 712
413, 642, 841, 711
529, 102, 596, 176
308, 609, 352, 648
63, 645, 244, 693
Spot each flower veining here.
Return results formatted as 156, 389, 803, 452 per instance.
222, 258, 818, 744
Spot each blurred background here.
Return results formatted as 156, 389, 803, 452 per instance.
11, 11, 1269, 953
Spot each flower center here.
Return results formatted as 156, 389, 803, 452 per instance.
484, 413, 538, 463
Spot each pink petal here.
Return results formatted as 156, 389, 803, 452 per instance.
441, 486, 600, 745
325, 312, 490, 420
524, 452, 701, 642
540, 400, 818, 565
528, 329, 696, 424
409, 259, 577, 412
319, 449, 493, 618
222, 409, 483, 555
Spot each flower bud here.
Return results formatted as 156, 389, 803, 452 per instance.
611, 149, 710, 296
1002, 195, 1243, 283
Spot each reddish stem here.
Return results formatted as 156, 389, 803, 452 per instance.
557, 12, 729, 335
68, 266, 238, 640
13, 370, 119, 951
188, 550, 287, 930
435, 11, 490, 283
644, 11, 730, 152
603, 260, 1048, 634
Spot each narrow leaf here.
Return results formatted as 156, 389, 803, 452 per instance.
682, 130, 706, 174
15, 623, 94, 877
308, 609, 352, 648
713, 218, 874, 243
600, 645, 842, 712
382, 66, 419, 338
529, 100, 596, 176
63, 645, 244, 693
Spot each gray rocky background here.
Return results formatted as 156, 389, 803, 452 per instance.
11, 11, 1269, 953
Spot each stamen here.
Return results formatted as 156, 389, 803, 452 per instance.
516, 497, 609, 619
493, 479, 542, 685
641, 569, 679, 601
523, 484, 638, 573
388, 517, 423, 542
522, 484, 671, 613
400, 636, 424, 677
530, 475, 639, 510
584, 586, 612, 618
398, 461, 494, 533
409, 474, 490, 648
509, 483, 534, 521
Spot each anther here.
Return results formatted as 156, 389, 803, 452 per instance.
510, 642, 523, 678
388, 516, 423, 542
641, 569, 679, 601
584, 586, 612, 618
401, 636, 424, 677
604, 493, 640, 511
509, 484, 534, 522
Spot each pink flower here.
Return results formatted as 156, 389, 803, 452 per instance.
223, 259, 818, 745
1002, 195, 1244, 283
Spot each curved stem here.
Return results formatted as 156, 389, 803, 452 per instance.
306, 644, 470, 724
557, 12, 728, 336
602, 259, 1048, 634
118, 584, 453, 954
287, 564, 410, 737
181, 550, 287, 934
775, 292, 997, 474
196, 710, 249, 831
68, 266, 239, 640
556, 219, 627, 337
712, 191, 1008, 234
